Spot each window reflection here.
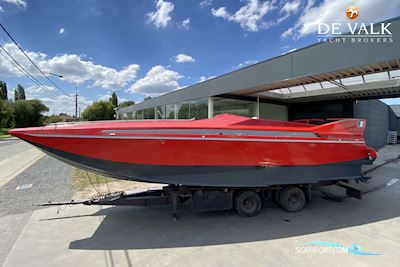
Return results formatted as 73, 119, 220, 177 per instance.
213, 97, 256, 117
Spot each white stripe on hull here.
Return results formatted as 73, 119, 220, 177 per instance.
27, 133, 365, 144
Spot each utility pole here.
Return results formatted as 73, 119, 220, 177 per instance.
49, 73, 79, 120
74, 83, 78, 120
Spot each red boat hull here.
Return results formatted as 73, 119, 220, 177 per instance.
9, 114, 376, 187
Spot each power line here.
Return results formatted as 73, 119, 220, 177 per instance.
0, 44, 63, 99
0, 22, 72, 97
0, 47, 61, 99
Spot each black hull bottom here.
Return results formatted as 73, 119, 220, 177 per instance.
32, 142, 373, 187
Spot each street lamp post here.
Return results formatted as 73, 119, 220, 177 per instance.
49, 73, 79, 120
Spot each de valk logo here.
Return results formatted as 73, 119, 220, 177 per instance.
346, 6, 360, 20
317, 6, 393, 43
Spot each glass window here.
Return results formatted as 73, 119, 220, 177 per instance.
134, 110, 143, 120
190, 98, 208, 119
176, 98, 208, 119
143, 108, 155, 119
213, 97, 256, 117
156, 106, 166, 119
166, 104, 175, 119
177, 102, 190, 119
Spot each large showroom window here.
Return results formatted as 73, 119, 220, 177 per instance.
213, 97, 257, 117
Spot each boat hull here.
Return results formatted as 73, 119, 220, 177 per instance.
32, 141, 372, 187
9, 115, 376, 187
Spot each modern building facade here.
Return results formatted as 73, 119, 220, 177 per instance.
118, 17, 400, 149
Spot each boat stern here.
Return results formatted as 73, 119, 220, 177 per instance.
366, 146, 377, 162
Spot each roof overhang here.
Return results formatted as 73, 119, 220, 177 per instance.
256, 79, 400, 103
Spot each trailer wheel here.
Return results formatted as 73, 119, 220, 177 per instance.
234, 191, 261, 217
274, 190, 281, 205
279, 186, 306, 212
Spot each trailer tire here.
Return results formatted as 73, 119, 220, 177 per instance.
274, 190, 281, 205
279, 186, 306, 212
234, 191, 262, 217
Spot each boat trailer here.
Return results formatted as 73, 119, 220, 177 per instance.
38, 156, 400, 218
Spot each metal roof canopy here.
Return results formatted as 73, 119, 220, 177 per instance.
119, 16, 400, 113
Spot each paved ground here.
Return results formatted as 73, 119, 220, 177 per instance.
1, 141, 400, 266
0, 139, 72, 266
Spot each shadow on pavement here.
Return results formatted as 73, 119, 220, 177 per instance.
65, 166, 400, 250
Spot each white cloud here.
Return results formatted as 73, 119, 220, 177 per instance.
282, 0, 400, 39
175, 53, 195, 63
281, 48, 297, 55
237, 59, 258, 69
129, 65, 183, 96
25, 85, 93, 116
199, 75, 216, 82
2, 0, 26, 8
98, 93, 111, 101
147, 0, 174, 28
0, 43, 140, 90
0, 6, 4, 12
200, 0, 213, 9
58, 28, 65, 34
281, 0, 301, 14
179, 18, 190, 29
26, 84, 57, 98
211, 0, 276, 32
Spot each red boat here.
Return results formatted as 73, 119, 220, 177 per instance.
9, 114, 377, 187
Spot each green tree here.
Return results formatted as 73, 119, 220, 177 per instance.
81, 100, 115, 121
14, 84, 26, 101
110, 91, 118, 107
0, 100, 14, 128
44, 115, 63, 125
0, 81, 7, 100
13, 100, 49, 128
118, 100, 135, 108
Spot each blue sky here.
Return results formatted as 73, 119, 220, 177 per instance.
0, 0, 399, 115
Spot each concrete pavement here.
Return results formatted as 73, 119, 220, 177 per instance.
0, 142, 44, 189
0, 139, 72, 266
1, 145, 400, 267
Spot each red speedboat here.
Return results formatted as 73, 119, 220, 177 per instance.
9, 114, 376, 187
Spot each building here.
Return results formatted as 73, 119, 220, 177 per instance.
390, 104, 400, 142
118, 16, 400, 149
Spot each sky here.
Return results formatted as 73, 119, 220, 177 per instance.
0, 0, 399, 115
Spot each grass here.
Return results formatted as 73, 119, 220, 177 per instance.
71, 168, 117, 191
0, 128, 11, 139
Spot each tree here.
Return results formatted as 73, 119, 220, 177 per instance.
81, 100, 115, 121
0, 81, 7, 100
13, 99, 49, 128
118, 100, 135, 108
14, 84, 26, 101
110, 91, 118, 107
44, 115, 63, 125
144, 96, 152, 101
0, 100, 14, 128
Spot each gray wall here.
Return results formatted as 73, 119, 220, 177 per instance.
354, 100, 389, 149
259, 103, 288, 120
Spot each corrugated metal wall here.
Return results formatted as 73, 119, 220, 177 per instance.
354, 100, 389, 149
